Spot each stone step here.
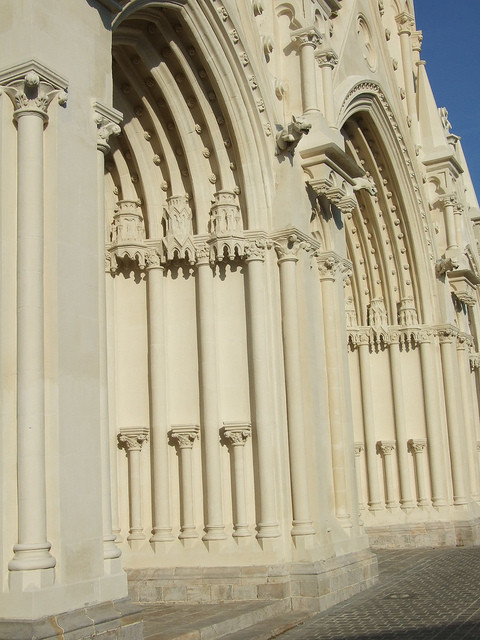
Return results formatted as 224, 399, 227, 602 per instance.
219, 611, 314, 640
141, 598, 294, 640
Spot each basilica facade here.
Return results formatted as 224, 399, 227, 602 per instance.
1, 0, 480, 638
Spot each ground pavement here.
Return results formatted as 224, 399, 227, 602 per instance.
141, 547, 480, 640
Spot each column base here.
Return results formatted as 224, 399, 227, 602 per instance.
9, 542, 56, 572
233, 525, 251, 537
202, 526, 227, 541
9, 567, 55, 592
103, 536, 121, 560
291, 520, 315, 536
256, 522, 281, 538
150, 528, 175, 543
179, 527, 197, 540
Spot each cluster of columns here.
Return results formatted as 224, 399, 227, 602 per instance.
350, 324, 480, 511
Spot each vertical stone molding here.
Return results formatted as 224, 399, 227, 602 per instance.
357, 331, 383, 511
408, 439, 429, 506
275, 234, 315, 537
438, 329, 468, 505
417, 330, 447, 506
118, 428, 149, 541
317, 254, 351, 525
376, 441, 398, 508
169, 425, 200, 540
146, 250, 174, 543
354, 443, 365, 511
195, 244, 226, 541
440, 194, 459, 254
456, 335, 480, 500
395, 12, 419, 143
0, 61, 68, 582
222, 423, 252, 538
315, 48, 338, 124
94, 101, 122, 563
244, 239, 280, 539
291, 27, 322, 114
388, 333, 415, 509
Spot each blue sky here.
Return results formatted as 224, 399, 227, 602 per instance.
414, 2, 480, 197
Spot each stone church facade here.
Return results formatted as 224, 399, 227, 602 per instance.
1, 0, 480, 637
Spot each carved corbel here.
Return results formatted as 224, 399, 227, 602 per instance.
435, 256, 459, 277
275, 115, 311, 156
94, 102, 122, 155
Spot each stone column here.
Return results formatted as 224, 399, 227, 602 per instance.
275, 235, 315, 537
354, 443, 365, 511
440, 195, 458, 253
396, 12, 419, 144
244, 240, 280, 539
291, 27, 322, 114
438, 329, 468, 505
316, 49, 338, 125
170, 426, 200, 540
146, 250, 174, 543
317, 255, 351, 524
377, 441, 397, 508
223, 423, 252, 538
357, 331, 383, 510
1, 65, 67, 583
418, 330, 447, 506
457, 335, 480, 499
408, 439, 429, 506
195, 244, 226, 541
118, 428, 149, 541
94, 103, 122, 564
388, 332, 415, 508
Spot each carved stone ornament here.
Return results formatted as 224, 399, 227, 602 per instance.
274, 232, 311, 262
276, 115, 311, 156
291, 27, 323, 50
470, 354, 480, 371
447, 269, 480, 307
222, 423, 252, 446
354, 442, 365, 457
316, 252, 342, 280
435, 256, 459, 277
398, 297, 418, 326
109, 200, 147, 270
118, 427, 149, 453
377, 441, 396, 456
94, 101, 122, 155
252, 0, 264, 17
169, 425, 200, 449
408, 438, 427, 455
395, 12, 414, 35
315, 48, 338, 69
162, 194, 196, 264
0, 60, 68, 122
352, 176, 377, 196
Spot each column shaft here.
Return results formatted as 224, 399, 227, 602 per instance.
147, 263, 174, 542
389, 341, 415, 507
358, 342, 382, 509
196, 260, 226, 540
245, 257, 279, 538
278, 256, 314, 536
419, 339, 447, 506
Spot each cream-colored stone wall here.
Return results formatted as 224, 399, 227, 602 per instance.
1, 0, 480, 635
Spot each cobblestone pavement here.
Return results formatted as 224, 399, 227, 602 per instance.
276, 548, 480, 640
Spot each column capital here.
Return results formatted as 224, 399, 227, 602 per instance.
273, 232, 312, 262
0, 60, 68, 121
145, 248, 163, 270
437, 326, 458, 344
417, 328, 434, 344
408, 438, 427, 454
118, 427, 149, 452
222, 422, 252, 446
195, 241, 211, 265
377, 440, 396, 456
354, 442, 365, 457
316, 251, 344, 280
315, 47, 339, 69
395, 12, 414, 35
169, 425, 200, 449
291, 26, 323, 50
245, 236, 271, 262
439, 193, 458, 209
94, 101, 122, 154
